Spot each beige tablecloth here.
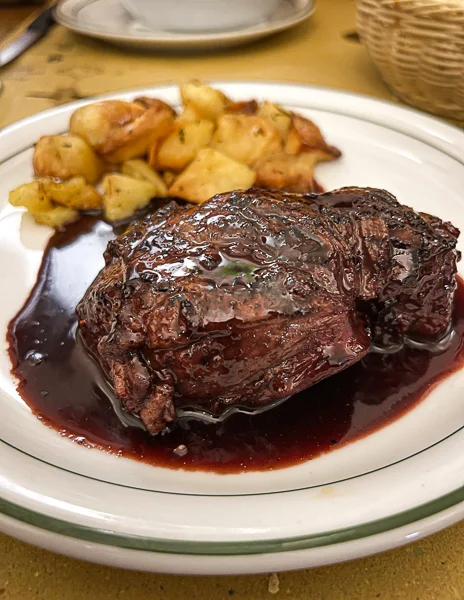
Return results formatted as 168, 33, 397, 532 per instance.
0, 1, 463, 597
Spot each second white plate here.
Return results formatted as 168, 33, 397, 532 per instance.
54, 0, 315, 51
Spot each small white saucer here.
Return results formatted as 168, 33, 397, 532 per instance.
54, 0, 316, 51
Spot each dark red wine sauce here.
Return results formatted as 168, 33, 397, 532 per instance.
7, 216, 464, 473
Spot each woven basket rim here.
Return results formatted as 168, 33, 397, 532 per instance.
358, 0, 464, 17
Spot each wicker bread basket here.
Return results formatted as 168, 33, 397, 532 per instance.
357, 0, 464, 121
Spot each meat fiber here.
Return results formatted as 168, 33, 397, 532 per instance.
77, 187, 460, 434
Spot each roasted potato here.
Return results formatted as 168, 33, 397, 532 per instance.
9, 181, 54, 213
180, 82, 230, 121
70, 100, 174, 163
122, 159, 168, 196
211, 115, 282, 166
102, 173, 157, 221
43, 177, 103, 210
169, 148, 255, 204
156, 120, 215, 171
32, 206, 80, 228
133, 97, 177, 114
257, 102, 292, 143
9, 181, 80, 228
173, 103, 203, 126
10, 178, 101, 212
226, 100, 258, 116
15, 84, 342, 230
70, 100, 143, 151
284, 126, 302, 155
163, 171, 177, 187
254, 151, 331, 193
33, 134, 103, 184
147, 142, 159, 170
286, 113, 341, 158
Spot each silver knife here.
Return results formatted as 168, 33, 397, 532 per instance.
0, 4, 56, 68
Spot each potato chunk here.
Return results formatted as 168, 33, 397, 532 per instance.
70, 100, 174, 163
9, 181, 80, 228
102, 174, 157, 221
180, 83, 230, 121
284, 126, 302, 155
226, 100, 258, 116
212, 115, 282, 166
169, 148, 255, 204
122, 159, 168, 196
285, 113, 342, 158
254, 151, 331, 194
257, 102, 292, 143
175, 103, 203, 126
33, 134, 103, 184
133, 97, 176, 114
163, 171, 177, 187
70, 100, 143, 151
9, 181, 54, 213
43, 177, 103, 210
10, 178, 101, 212
32, 206, 79, 228
156, 120, 215, 171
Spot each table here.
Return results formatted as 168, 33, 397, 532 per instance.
1, 1, 463, 597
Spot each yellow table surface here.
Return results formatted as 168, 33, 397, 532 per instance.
0, 1, 463, 597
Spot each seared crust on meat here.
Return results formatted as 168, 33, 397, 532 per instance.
77, 187, 460, 434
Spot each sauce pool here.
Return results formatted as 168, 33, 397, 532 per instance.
7, 215, 464, 473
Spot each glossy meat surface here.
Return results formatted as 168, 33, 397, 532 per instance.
77, 188, 460, 434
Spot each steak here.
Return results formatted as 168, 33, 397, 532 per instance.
77, 187, 460, 434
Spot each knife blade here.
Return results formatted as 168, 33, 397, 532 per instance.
0, 3, 56, 68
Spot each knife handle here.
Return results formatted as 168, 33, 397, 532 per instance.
0, 0, 57, 53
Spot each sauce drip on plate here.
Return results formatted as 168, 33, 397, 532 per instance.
7, 215, 464, 473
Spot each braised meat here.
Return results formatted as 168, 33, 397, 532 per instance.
77, 187, 460, 434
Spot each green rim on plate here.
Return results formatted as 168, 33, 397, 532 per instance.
1, 485, 463, 555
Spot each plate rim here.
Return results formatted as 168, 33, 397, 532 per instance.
1, 499, 462, 574
1, 81, 464, 567
0, 452, 463, 555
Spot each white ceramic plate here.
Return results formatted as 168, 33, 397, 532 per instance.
54, 0, 315, 51
0, 83, 464, 575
